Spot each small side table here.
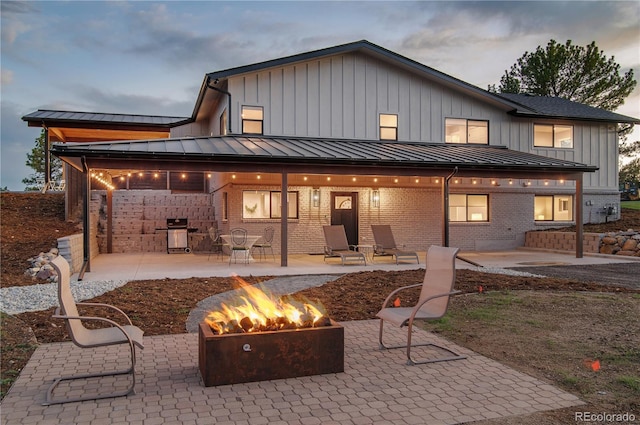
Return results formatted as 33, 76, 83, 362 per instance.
356, 245, 374, 263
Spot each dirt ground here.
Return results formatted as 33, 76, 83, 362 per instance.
1, 192, 639, 423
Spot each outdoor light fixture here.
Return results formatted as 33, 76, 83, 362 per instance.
371, 189, 380, 208
312, 188, 320, 207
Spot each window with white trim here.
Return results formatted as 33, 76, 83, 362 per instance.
449, 194, 489, 222
534, 195, 573, 221
379, 114, 398, 140
445, 118, 488, 144
534, 124, 573, 148
241, 106, 263, 134
242, 190, 298, 219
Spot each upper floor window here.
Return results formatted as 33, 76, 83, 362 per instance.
379, 114, 398, 140
534, 195, 573, 221
534, 124, 573, 148
449, 194, 489, 222
445, 118, 488, 144
242, 106, 263, 134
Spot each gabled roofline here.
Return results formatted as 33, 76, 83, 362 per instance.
190, 40, 525, 121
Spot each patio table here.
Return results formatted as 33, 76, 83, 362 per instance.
220, 234, 263, 262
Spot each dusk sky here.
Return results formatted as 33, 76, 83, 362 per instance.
1, 1, 639, 190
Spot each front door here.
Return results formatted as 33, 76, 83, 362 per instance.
331, 192, 358, 246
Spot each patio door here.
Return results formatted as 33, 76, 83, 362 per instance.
331, 192, 358, 246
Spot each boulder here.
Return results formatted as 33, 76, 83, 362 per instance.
621, 239, 638, 251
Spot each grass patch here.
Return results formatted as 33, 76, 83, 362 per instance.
620, 201, 640, 210
616, 375, 640, 392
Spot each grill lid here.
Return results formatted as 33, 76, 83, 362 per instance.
167, 218, 188, 228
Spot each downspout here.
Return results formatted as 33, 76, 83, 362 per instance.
206, 77, 232, 134
78, 156, 91, 280
442, 167, 458, 247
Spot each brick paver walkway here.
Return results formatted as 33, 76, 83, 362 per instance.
1, 320, 583, 424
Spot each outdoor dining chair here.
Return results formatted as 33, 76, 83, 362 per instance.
44, 255, 144, 405
377, 245, 466, 365
229, 227, 250, 264
207, 227, 226, 261
252, 226, 275, 261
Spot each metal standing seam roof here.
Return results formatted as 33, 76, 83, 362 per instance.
22, 109, 190, 127
51, 135, 598, 172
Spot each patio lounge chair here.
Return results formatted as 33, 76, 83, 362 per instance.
377, 245, 466, 365
371, 224, 419, 264
44, 255, 144, 405
322, 225, 366, 265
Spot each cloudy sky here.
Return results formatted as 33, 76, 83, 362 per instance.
1, 1, 639, 190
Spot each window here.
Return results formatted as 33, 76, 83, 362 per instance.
379, 114, 398, 140
534, 124, 573, 148
534, 195, 573, 221
449, 194, 489, 222
241, 106, 263, 134
242, 191, 298, 219
445, 118, 488, 144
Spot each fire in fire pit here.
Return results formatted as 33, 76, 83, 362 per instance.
204, 280, 331, 334
199, 276, 344, 386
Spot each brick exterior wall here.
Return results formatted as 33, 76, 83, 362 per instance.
88, 185, 621, 255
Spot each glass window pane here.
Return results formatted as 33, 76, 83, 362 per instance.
554, 196, 573, 220
243, 120, 263, 134
446, 118, 467, 143
449, 194, 467, 221
380, 127, 397, 140
379, 114, 397, 127
534, 196, 553, 220
554, 125, 573, 148
467, 195, 488, 221
468, 120, 488, 144
534, 125, 553, 147
287, 192, 298, 218
242, 106, 263, 120
243, 191, 270, 219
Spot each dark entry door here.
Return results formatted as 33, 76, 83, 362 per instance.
331, 192, 358, 246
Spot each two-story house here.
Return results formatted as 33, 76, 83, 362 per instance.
24, 40, 639, 268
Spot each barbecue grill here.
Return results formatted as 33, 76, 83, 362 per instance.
167, 218, 190, 253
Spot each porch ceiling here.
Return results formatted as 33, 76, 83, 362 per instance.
51, 134, 598, 180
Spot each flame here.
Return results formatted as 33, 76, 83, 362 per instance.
205, 275, 328, 334
583, 359, 601, 372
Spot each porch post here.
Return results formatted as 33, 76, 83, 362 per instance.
280, 171, 288, 266
107, 189, 113, 253
78, 167, 91, 279
575, 174, 584, 258
43, 127, 51, 192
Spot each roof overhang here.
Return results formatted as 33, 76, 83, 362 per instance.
51, 135, 597, 181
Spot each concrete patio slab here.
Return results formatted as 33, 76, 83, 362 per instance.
1, 320, 583, 425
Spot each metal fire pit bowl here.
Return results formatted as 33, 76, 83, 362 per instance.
198, 321, 344, 386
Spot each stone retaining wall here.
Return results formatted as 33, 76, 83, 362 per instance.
525, 230, 640, 257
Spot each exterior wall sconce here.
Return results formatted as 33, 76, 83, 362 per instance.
371, 189, 380, 208
312, 188, 320, 207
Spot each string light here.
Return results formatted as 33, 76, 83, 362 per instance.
91, 172, 115, 190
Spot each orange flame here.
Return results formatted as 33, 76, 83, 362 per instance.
205, 275, 327, 334
393, 297, 401, 307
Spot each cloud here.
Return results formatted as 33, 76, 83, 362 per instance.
1, 69, 14, 85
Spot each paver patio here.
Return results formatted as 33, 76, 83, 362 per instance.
1, 320, 583, 425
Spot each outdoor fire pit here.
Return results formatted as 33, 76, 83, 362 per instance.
198, 280, 344, 386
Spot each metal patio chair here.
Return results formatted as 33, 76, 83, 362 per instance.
229, 227, 250, 264
44, 255, 144, 405
322, 225, 366, 265
252, 226, 275, 261
371, 224, 419, 264
207, 227, 226, 261
377, 245, 466, 365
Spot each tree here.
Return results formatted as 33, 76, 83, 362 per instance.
489, 40, 636, 110
619, 139, 640, 184
22, 129, 62, 191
